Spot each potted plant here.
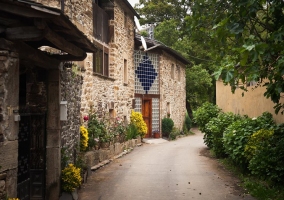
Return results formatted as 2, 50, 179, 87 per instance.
153, 130, 160, 138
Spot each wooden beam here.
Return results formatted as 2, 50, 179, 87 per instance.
52, 16, 98, 52
0, 2, 59, 18
6, 26, 45, 41
0, 38, 60, 68
51, 54, 87, 61
34, 20, 86, 58
45, 27, 86, 58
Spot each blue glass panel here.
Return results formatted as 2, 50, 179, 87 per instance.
135, 54, 158, 94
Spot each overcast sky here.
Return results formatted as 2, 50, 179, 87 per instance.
128, 0, 139, 7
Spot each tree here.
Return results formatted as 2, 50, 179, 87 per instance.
135, 0, 284, 114
134, 0, 191, 24
191, 0, 284, 114
186, 65, 213, 112
135, 0, 217, 114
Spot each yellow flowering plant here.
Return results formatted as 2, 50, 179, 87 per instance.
130, 110, 147, 138
8, 198, 20, 200
244, 129, 274, 161
80, 126, 89, 151
61, 163, 82, 193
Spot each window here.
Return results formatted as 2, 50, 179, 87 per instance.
93, 47, 109, 76
123, 59, 128, 84
93, 1, 109, 43
124, 11, 127, 28
176, 65, 181, 81
171, 64, 175, 79
166, 102, 171, 117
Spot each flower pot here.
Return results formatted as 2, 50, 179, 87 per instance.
153, 132, 160, 138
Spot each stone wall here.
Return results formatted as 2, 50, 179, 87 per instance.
36, 0, 137, 122
0, 50, 19, 199
35, 0, 93, 40
159, 51, 187, 130
60, 66, 83, 163
84, 137, 141, 169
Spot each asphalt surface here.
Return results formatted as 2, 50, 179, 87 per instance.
78, 128, 255, 200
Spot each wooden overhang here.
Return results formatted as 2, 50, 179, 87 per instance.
0, 0, 97, 69
134, 34, 191, 65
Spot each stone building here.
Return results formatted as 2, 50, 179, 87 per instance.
0, 0, 97, 199
134, 35, 189, 137
79, 0, 139, 124
0, 0, 189, 199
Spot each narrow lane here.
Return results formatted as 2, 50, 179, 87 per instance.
78, 128, 255, 200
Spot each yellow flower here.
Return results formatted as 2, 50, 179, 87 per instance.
130, 111, 147, 137
61, 163, 82, 192
80, 126, 89, 151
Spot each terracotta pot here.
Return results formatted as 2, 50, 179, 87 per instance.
153, 132, 160, 138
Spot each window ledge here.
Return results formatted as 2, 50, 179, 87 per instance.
93, 72, 115, 81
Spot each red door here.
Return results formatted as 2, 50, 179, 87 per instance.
142, 99, 152, 138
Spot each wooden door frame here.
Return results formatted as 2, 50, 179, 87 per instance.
142, 98, 152, 138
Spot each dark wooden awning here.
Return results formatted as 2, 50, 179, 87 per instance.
0, 0, 97, 69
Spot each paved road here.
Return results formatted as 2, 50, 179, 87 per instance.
78, 128, 255, 200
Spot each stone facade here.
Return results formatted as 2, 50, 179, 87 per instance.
134, 49, 187, 136
60, 66, 83, 163
160, 51, 186, 130
80, 1, 136, 122
0, 50, 19, 198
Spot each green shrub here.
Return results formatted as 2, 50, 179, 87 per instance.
126, 123, 139, 140
244, 129, 274, 161
193, 102, 221, 133
169, 127, 180, 140
185, 113, 191, 131
254, 112, 275, 130
162, 117, 174, 137
204, 112, 241, 157
87, 113, 107, 148
223, 117, 256, 170
223, 112, 275, 170
248, 124, 284, 183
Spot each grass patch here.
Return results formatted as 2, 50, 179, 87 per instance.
218, 158, 284, 200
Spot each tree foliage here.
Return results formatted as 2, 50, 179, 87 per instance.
192, 0, 284, 114
186, 65, 212, 109
135, 0, 284, 114
134, 0, 191, 24
135, 0, 216, 114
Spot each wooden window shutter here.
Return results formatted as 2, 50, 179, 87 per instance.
93, 2, 109, 43
104, 52, 109, 76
